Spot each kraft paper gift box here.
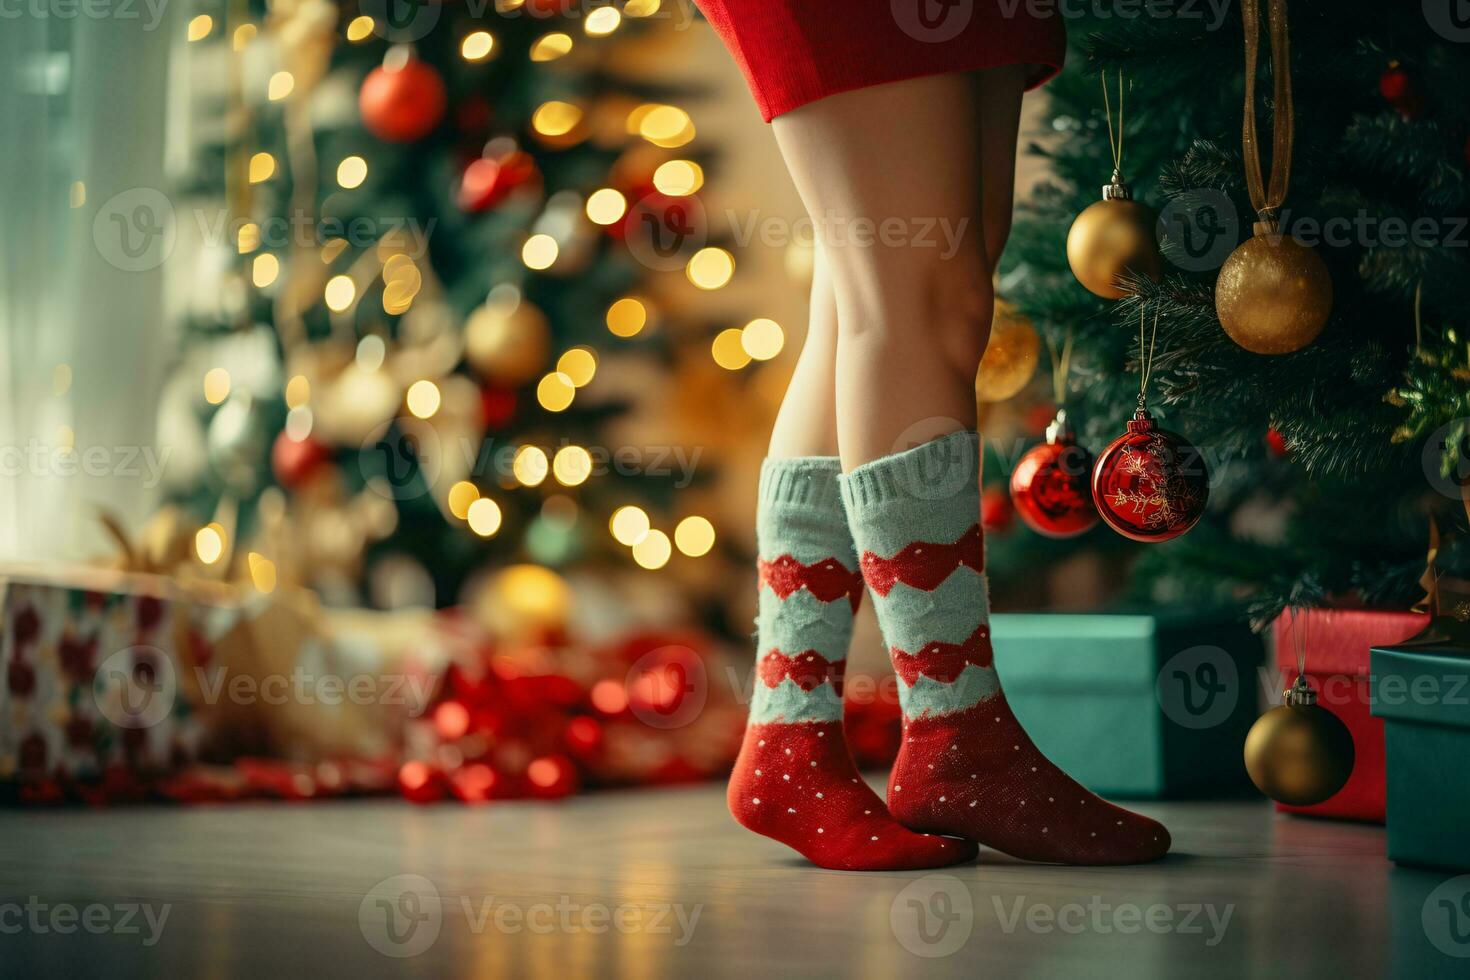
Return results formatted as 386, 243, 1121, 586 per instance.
990, 610, 1263, 798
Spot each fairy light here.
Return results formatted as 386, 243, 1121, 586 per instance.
233, 24, 257, 49
324, 274, 356, 312
584, 6, 621, 36
237, 223, 260, 253
585, 188, 627, 225
636, 105, 695, 148
624, 0, 660, 15
674, 516, 716, 557
556, 348, 597, 387
522, 234, 559, 271
513, 446, 549, 486
248, 553, 278, 594
195, 525, 225, 565
346, 16, 374, 41
248, 152, 275, 183
203, 368, 232, 404
531, 101, 583, 138
711, 328, 751, 370
530, 33, 573, 61
321, 238, 349, 263
284, 407, 313, 441
606, 297, 647, 337
187, 14, 212, 41
686, 247, 734, 290
267, 71, 295, 101
652, 161, 703, 197
406, 379, 441, 419
461, 31, 495, 61
610, 506, 651, 546
69, 181, 85, 208
741, 318, 785, 360
448, 481, 480, 520
285, 375, 311, 409
356, 335, 387, 371
252, 253, 279, 287
536, 372, 576, 412
337, 156, 368, 189
632, 529, 672, 570
552, 446, 593, 486
467, 497, 503, 537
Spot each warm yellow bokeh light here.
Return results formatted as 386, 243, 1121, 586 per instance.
461, 30, 495, 61
610, 505, 651, 546
632, 528, 672, 570
233, 23, 258, 49
530, 33, 573, 61
195, 525, 225, 565
513, 446, 550, 487
711, 327, 752, 370
249, 152, 275, 183
187, 14, 213, 41
337, 156, 368, 189
321, 238, 349, 264
237, 222, 260, 253
687, 247, 734, 290
536, 372, 576, 412
606, 297, 647, 337
741, 317, 785, 360
203, 367, 232, 405
652, 160, 703, 197
522, 234, 559, 271
467, 497, 504, 537
556, 348, 597, 387
406, 379, 442, 419
637, 105, 695, 148
552, 445, 593, 486
532, 101, 583, 137
584, 6, 621, 36
248, 552, 278, 594
53, 363, 72, 396
267, 71, 295, 101
585, 188, 627, 225
356, 335, 387, 372
324, 274, 356, 312
252, 253, 280, 287
285, 374, 311, 409
448, 481, 480, 520
674, 515, 716, 557
624, 0, 660, 16
346, 15, 374, 41
69, 181, 86, 208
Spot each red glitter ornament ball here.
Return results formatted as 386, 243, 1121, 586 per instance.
359, 57, 446, 143
1009, 411, 1098, 539
1091, 407, 1208, 543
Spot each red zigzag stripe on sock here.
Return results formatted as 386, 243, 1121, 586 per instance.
859, 525, 984, 597
757, 556, 864, 610
758, 650, 847, 693
890, 623, 994, 685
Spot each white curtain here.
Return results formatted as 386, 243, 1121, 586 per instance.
0, 8, 182, 561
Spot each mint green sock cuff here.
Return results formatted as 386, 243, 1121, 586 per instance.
839, 431, 982, 557
759, 456, 843, 513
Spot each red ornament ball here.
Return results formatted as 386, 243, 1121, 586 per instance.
359, 59, 446, 143
980, 485, 1014, 534
1265, 427, 1289, 458
1009, 415, 1098, 539
271, 431, 329, 488
1378, 62, 1423, 120
1091, 407, 1209, 542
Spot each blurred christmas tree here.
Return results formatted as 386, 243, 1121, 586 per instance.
991, 2, 1470, 621
161, 0, 746, 629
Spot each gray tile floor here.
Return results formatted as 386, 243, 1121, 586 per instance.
0, 786, 1464, 978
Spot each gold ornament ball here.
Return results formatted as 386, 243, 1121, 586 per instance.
473, 563, 571, 641
1243, 699, 1355, 806
1066, 197, 1162, 299
465, 297, 550, 385
975, 300, 1040, 402
1215, 231, 1332, 354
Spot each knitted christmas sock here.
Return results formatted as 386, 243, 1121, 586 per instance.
727, 457, 976, 871
841, 432, 1170, 865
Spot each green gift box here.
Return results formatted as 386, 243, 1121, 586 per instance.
1370, 643, 1470, 873
990, 611, 1263, 798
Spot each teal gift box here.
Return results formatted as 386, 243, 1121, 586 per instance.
989, 611, 1263, 798
1370, 643, 1470, 872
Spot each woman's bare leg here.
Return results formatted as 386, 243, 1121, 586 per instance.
766, 246, 839, 459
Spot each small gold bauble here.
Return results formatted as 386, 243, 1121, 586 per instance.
1215, 227, 1332, 355
976, 299, 1040, 402
1066, 183, 1162, 300
465, 295, 550, 385
1243, 679, 1355, 806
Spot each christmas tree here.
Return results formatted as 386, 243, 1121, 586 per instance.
160, 0, 749, 626
993, 2, 1470, 622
